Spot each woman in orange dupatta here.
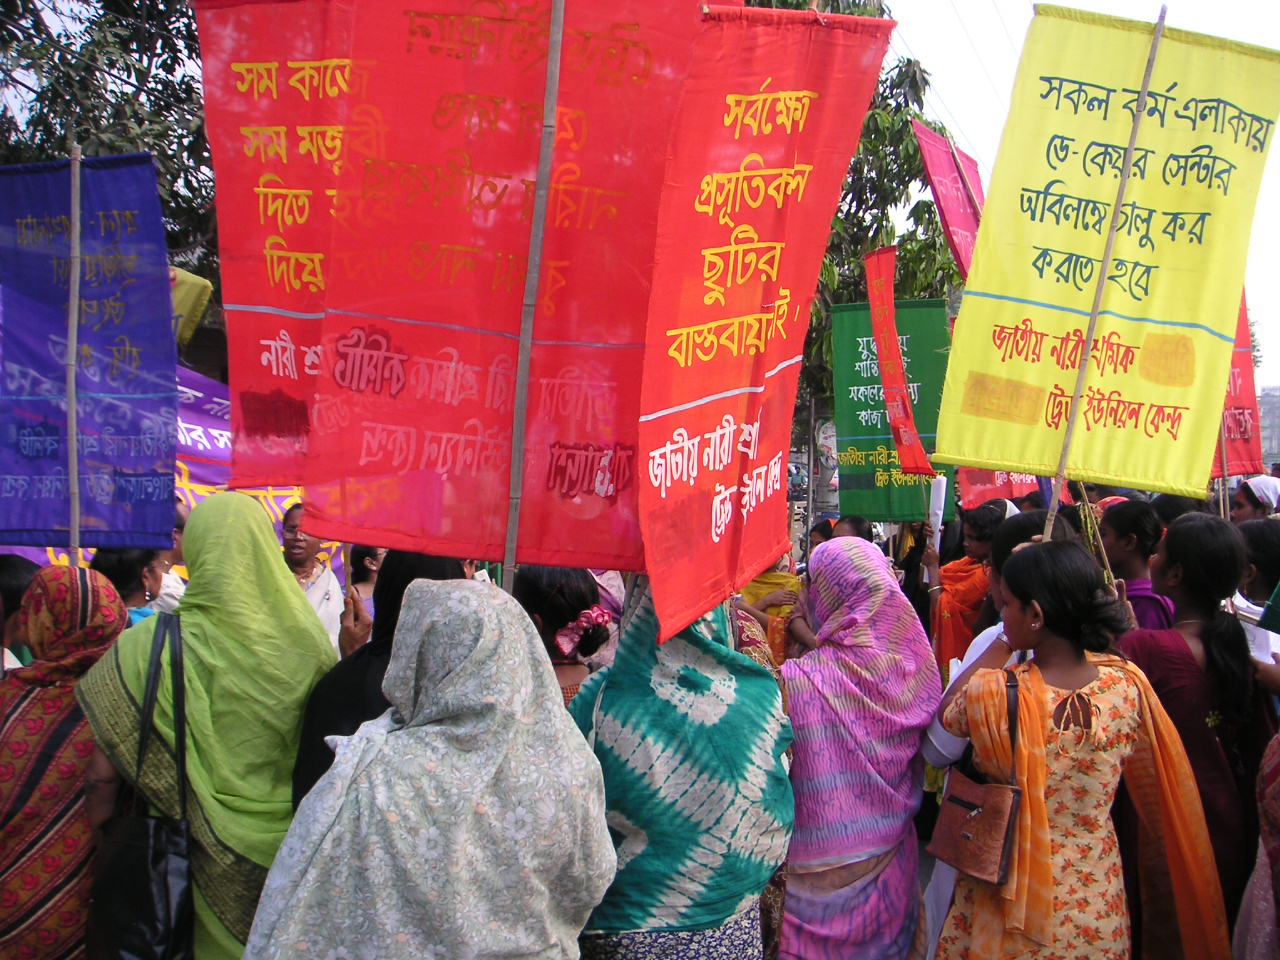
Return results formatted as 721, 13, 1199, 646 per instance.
925, 502, 1005, 676
935, 541, 1229, 960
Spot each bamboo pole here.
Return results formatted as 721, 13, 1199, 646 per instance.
65, 144, 83, 556
501, 0, 566, 591
946, 136, 983, 224
806, 395, 816, 562
1044, 7, 1167, 539
1218, 426, 1231, 519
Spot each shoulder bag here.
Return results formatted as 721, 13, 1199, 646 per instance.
925, 668, 1022, 886
88, 612, 195, 960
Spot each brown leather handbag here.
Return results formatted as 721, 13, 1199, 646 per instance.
926, 668, 1021, 886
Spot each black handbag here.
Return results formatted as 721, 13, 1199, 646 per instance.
89, 612, 195, 960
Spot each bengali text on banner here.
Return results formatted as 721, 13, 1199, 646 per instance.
638, 6, 893, 638
933, 6, 1280, 497
833, 300, 956, 522
195, 0, 701, 570
0, 154, 177, 548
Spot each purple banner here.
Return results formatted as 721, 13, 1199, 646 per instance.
0, 154, 177, 547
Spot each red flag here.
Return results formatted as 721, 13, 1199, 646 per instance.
912, 119, 984, 279
864, 247, 934, 476
636, 8, 894, 639
956, 470, 1043, 509
1212, 295, 1264, 479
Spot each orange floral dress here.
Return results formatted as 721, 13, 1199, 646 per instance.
937, 665, 1141, 960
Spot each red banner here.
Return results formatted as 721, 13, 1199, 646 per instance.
956, 470, 1043, 509
196, 0, 701, 570
638, 7, 893, 638
1212, 296, 1264, 479
865, 246, 934, 475
912, 119, 984, 279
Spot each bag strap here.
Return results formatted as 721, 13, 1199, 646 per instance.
132, 613, 189, 822
169, 613, 188, 822
134, 614, 170, 783
1004, 667, 1020, 787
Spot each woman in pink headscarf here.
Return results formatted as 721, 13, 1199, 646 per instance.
780, 537, 942, 959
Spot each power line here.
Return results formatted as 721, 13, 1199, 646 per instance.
941, 0, 1011, 110
986, 0, 1023, 59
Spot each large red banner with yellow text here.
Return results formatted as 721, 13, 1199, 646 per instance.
196, 0, 700, 570
638, 7, 893, 638
1213, 296, 1264, 478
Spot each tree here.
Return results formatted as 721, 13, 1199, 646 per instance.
0, 0, 215, 277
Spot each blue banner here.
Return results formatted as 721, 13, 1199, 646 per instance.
0, 153, 177, 547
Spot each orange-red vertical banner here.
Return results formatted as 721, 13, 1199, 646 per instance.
638, 6, 894, 639
865, 246, 934, 475
1213, 295, 1264, 479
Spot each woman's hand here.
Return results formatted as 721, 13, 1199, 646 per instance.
338, 588, 373, 657
921, 523, 941, 579
759, 589, 798, 609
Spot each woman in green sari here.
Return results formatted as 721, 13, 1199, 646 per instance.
78, 492, 336, 958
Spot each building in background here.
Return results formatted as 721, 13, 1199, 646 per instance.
1262, 386, 1280, 466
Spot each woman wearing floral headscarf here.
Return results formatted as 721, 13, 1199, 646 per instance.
781, 537, 942, 959
0, 565, 128, 959
244, 579, 616, 959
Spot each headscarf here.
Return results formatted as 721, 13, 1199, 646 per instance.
962, 655, 1229, 959
244, 580, 616, 960
291, 551, 468, 806
1245, 476, 1280, 512
569, 579, 793, 934
1, 566, 126, 958
9, 565, 127, 685
77, 492, 336, 941
782, 537, 941, 866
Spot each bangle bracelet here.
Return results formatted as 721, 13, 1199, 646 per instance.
928, 585, 942, 594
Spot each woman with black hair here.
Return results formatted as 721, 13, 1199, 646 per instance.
291, 550, 468, 806
1117, 513, 1277, 926
1100, 498, 1174, 630
88, 547, 162, 625
923, 500, 1005, 676
1237, 520, 1280, 666
513, 565, 612, 707
936, 541, 1229, 959
1233, 477, 1280, 525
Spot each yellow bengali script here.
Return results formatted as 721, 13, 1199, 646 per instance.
934, 6, 1280, 496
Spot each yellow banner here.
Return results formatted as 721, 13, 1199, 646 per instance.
934, 5, 1280, 496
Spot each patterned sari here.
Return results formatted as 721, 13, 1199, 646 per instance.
1, 566, 127, 960
780, 538, 941, 959
571, 581, 793, 957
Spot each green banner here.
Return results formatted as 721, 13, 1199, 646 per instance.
832, 299, 956, 522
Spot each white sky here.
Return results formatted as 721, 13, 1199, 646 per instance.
889, 0, 1280, 386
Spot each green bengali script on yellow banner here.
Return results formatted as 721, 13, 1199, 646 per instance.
934, 5, 1280, 496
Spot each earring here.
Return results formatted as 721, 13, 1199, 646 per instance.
1031, 622, 1041, 630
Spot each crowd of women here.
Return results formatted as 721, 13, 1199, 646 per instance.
2, 479, 1280, 959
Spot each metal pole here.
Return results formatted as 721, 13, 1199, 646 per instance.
501, 0, 567, 591
65, 143, 83, 556
1044, 6, 1167, 538
805, 395, 816, 563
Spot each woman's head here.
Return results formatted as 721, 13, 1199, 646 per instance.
1238, 519, 1280, 603
808, 519, 833, 552
281, 502, 322, 570
961, 501, 1005, 561
1151, 512, 1246, 608
1100, 499, 1163, 571
17, 566, 127, 668
370, 551, 468, 646
1232, 477, 1280, 525
999, 541, 1129, 654
349, 545, 387, 587
832, 515, 873, 541
805, 536, 923, 648
512, 565, 609, 662
989, 510, 1078, 585
88, 548, 159, 607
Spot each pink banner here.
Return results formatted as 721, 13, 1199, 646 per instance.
912, 118, 983, 278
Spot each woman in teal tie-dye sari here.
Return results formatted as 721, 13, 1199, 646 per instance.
570, 579, 794, 959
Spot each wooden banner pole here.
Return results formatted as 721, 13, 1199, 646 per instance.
65, 143, 83, 557
946, 136, 983, 225
1044, 6, 1167, 539
502, 0, 566, 591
